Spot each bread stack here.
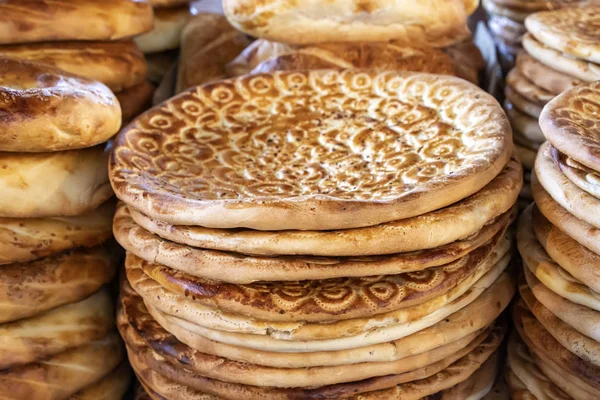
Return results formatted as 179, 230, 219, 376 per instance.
138, 0, 194, 85
221, 0, 484, 85
0, 0, 155, 125
110, 69, 522, 399
503, 6, 600, 207
509, 80, 600, 398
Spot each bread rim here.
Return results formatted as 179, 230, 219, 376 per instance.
0, 332, 123, 399
119, 262, 510, 369
520, 279, 600, 367
533, 205, 600, 293
553, 151, 600, 199
515, 301, 600, 398
504, 84, 543, 119
0, 0, 153, 44
69, 362, 131, 400
0, 200, 114, 265
0, 41, 146, 92
128, 228, 509, 322
516, 51, 581, 96
439, 352, 499, 400
504, 100, 545, 143
522, 33, 600, 83
525, 7, 600, 65
506, 68, 555, 106
110, 70, 514, 232
135, 6, 192, 54
523, 262, 600, 344
0, 145, 113, 218
532, 172, 600, 255
0, 245, 117, 323
0, 58, 121, 153
506, 331, 571, 400
535, 143, 600, 230
125, 159, 522, 257
222, 0, 471, 47
116, 81, 154, 124
540, 80, 600, 172
114, 201, 513, 283
123, 297, 504, 397
518, 205, 600, 312
0, 288, 114, 370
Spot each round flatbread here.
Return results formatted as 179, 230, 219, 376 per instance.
504, 100, 545, 143
0, 289, 114, 370
135, 6, 192, 54
0, 200, 113, 265
516, 51, 581, 95
0, 41, 147, 92
110, 69, 513, 231
0, 245, 117, 323
506, 331, 571, 400
0, 145, 113, 218
553, 149, 600, 198
0, 332, 123, 399
533, 206, 600, 293
0, 58, 121, 153
514, 144, 536, 170
127, 229, 508, 322
532, 173, 600, 255
505, 85, 543, 119
518, 205, 600, 312
0, 0, 153, 44
222, 0, 471, 47
520, 280, 600, 367
69, 363, 131, 400
535, 143, 600, 229
506, 68, 554, 106
116, 81, 154, 124
540, 80, 600, 173
522, 33, 600, 83
525, 7, 600, 64
122, 265, 510, 369
524, 264, 600, 344
126, 159, 521, 257
114, 202, 514, 283
439, 352, 498, 400
141, 263, 511, 353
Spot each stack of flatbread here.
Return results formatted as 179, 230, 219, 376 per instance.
110, 69, 522, 399
175, 0, 485, 93
509, 79, 600, 399
0, 1, 156, 397
503, 7, 600, 207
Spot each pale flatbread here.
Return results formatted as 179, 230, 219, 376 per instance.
535, 143, 600, 230
532, 173, 600, 256
516, 51, 581, 95
522, 33, 600, 83
127, 159, 522, 257
555, 152, 600, 199
518, 205, 600, 312
0, 245, 117, 323
68, 363, 131, 400
438, 352, 499, 400
0, 289, 114, 370
506, 68, 554, 106
504, 85, 543, 119
0, 332, 123, 399
525, 7, 600, 64
110, 70, 513, 231
126, 230, 509, 323
114, 201, 513, 283
504, 100, 545, 144
533, 205, 600, 293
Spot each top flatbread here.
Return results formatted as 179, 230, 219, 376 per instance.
525, 7, 600, 64
110, 69, 512, 231
540, 80, 600, 172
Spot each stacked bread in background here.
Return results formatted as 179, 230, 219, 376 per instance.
140, 0, 194, 86
503, 7, 600, 207
111, 68, 521, 399
0, 1, 154, 397
509, 80, 600, 399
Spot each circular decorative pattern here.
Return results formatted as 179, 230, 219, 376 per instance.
110, 70, 512, 231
